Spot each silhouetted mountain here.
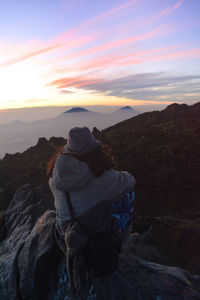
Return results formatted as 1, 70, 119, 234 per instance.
0, 107, 139, 158
117, 106, 139, 115
119, 106, 133, 110
63, 107, 89, 113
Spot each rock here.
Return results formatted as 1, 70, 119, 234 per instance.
6, 184, 54, 236
133, 216, 200, 275
0, 184, 58, 300
0, 211, 5, 242
0, 183, 15, 211
0, 137, 65, 189
18, 210, 62, 300
120, 231, 141, 254
0, 209, 62, 300
93, 254, 200, 300
0, 184, 200, 299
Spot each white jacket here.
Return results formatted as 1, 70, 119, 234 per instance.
49, 154, 136, 226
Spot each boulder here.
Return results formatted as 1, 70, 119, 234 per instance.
0, 183, 15, 210
132, 216, 200, 275
0, 184, 200, 300
0, 184, 57, 300
0, 211, 5, 242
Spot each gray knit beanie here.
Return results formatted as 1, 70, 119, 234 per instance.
64, 127, 100, 155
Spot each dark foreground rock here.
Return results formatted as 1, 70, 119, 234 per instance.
0, 185, 200, 300
0, 183, 15, 210
132, 216, 200, 275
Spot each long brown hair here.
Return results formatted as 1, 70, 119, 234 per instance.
47, 146, 63, 178
47, 144, 116, 178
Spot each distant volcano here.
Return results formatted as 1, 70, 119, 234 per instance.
118, 106, 139, 114
119, 106, 133, 110
63, 107, 89, 113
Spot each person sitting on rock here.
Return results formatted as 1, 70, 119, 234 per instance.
47, 126, 136, 295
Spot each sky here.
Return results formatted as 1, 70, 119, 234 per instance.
0, 0, 200, 110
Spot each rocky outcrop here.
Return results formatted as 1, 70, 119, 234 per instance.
0, 184, 59, 300
94, 253, 200, 300
132, 216, 200, 275
0, 183, 15, 210
0, 185, 200, 300
0, 137, 66, 189
0, 211, 4, 242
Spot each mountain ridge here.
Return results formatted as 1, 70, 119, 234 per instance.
0, 102, 200, 276
0, 106, 139, 158
0, 102, 199, 215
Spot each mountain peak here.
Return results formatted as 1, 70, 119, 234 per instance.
119, 106, 133, 110
64, 107, 89, 113
165, 103, 188, 112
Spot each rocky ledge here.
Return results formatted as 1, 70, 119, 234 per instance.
0, 185, 200, 300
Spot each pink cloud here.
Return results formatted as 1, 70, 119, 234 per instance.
57, 24, 169, 64
85, 0, 140, 25
54, 45, 177, 75
0, 35, 94, 68
0, 0, 187, 76
110, 47, 200, 67
51, 75, 105, 89
50, 46, 178, 85
149, 48, 200, 62
0, 44, 61, 67
159, 0, 184, 17
48, 0, 141, 46
173, 0, 184, 10
0, 0, 141, 67
49, 47, 200, 93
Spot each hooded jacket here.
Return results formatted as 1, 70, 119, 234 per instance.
49, 153, 136, 228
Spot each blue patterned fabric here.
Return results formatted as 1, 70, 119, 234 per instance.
112, 191, 135, 233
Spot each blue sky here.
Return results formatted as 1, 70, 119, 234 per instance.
0, 0, 199, 109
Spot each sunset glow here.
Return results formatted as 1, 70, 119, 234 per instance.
0, 0, 199, 109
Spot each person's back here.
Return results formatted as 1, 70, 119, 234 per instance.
50, 154, 135, 227
47, 127, 136, 295
48, 127, 135, 228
